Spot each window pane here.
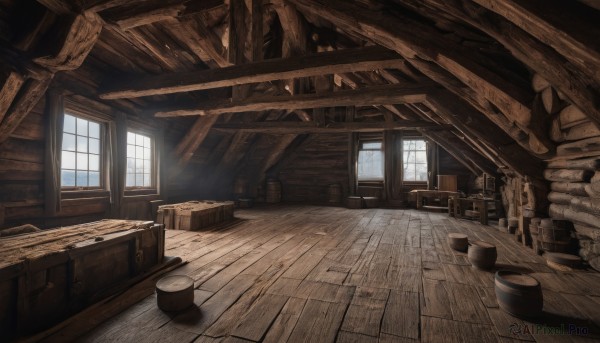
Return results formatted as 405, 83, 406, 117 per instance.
362, 142, 381, 149
89, 122, 100, 139
61, 170, 75, 186
89, 138, 100, 154
404, 167, 415, 181
63, 133, 76, 151
406, 151, 415, 163
76, 136, 88, 152
62, 151, 76, 169
136, 133, 144, 146
89, 154, 100, 171
143, 147, 151, 160
416, 151, 427, 163
76, 171, 88, 187
416, 164, 428, 181
143, 160, 151, 174
127, 144, 135, 158
127, 132, 135, 144
143, 136, 151, 148
77, 153, 88, 170
136, 159, 144, 173
64, 115, 76, 134
136, 174, 143, 186
358, 150, 383, 180
136, 145, 144, 158
127, 158, 135, 173
89, 171, 100, 187
126, 174, 135, 187
76, 118, 88, 135
144, 174, 151, 187
415, 140, 426, 150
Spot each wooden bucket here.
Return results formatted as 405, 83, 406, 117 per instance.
265, 179, 282, 203
363, 196, 379, 208
347, 196, 363, 209
494, 271, 543, 318
468, 241, 497, 270
328, 184, 342, 204
156, 275, 194, 312
447, 233, 468, 252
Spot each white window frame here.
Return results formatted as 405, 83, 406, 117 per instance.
402, 138, 428, 182
60, 113, 104, 190
125, 130, 156, 190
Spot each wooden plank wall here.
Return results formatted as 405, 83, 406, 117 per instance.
0, 96, 193, 229
438, 148, 472, 193
279, 134, 349, 203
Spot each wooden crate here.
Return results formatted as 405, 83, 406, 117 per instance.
157, 201, 235, 230
0, 219, 164, 338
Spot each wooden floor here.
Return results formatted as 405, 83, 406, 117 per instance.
81, 205, 600, 342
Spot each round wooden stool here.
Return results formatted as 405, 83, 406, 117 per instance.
495, 271, 543, 318
447, 233, 468, 252
468, 241, 497, 270
156, 275, 194, 312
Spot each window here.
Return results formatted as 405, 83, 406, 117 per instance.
126, 131, 154, 188
358, 141, 384, 181
61, 114, 102, 188
403, 139, 427, 182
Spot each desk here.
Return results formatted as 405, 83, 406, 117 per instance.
454, 198, 497, 225
410, 190, 460, 210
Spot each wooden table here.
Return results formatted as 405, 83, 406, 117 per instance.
454, 198, 497, 225
410, 190, 459, 210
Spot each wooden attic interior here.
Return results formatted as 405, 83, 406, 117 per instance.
1, 0, 600, 341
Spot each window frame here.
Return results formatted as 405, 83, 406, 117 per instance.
125, 128, 157, 192
60, 112, 106, 191
357, 139, 385, 182
402, 137, 428, 183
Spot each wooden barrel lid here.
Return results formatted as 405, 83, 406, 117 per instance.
495, 271, 540, 289
545, 252, 582, 267
347, 196, 361, 199
362, 196, 378, 200
471, 241, 495, 249
156, 275, 194, 293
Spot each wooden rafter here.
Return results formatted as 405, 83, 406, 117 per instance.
99, 46, 405, 99
153, 83, 433, 117
212, 120, 442, 134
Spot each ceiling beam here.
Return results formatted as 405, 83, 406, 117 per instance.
153, 83, 433, 117
212, 120, 442, 134
99, 46, 405, 99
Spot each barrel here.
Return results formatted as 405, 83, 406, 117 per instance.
363, 196, 379, 208
494, 271, 543, 318
328, 184, 342, 204
498, 218, 507, 232
347, 196, 363, 209
447, 233, 468, 252
156, 275, 194, 312
468, 241, 497, 270
265, 179, 282, 203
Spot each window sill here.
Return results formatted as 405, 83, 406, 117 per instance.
61, 189, 110, 199
124, 188, 158, 196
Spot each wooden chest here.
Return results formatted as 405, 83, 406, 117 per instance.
157, 201, 235, 230
0, 219, 164, 338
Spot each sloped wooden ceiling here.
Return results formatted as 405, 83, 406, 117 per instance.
1, 0, 599, 191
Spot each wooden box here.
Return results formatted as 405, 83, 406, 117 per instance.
157, 201, 235, 230
0, 219, 164, 338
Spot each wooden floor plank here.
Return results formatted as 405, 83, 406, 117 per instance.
263, 297, 307, 343
231, 294, 289, 341
381, 291, 420, 339
287, 299, 348, 343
